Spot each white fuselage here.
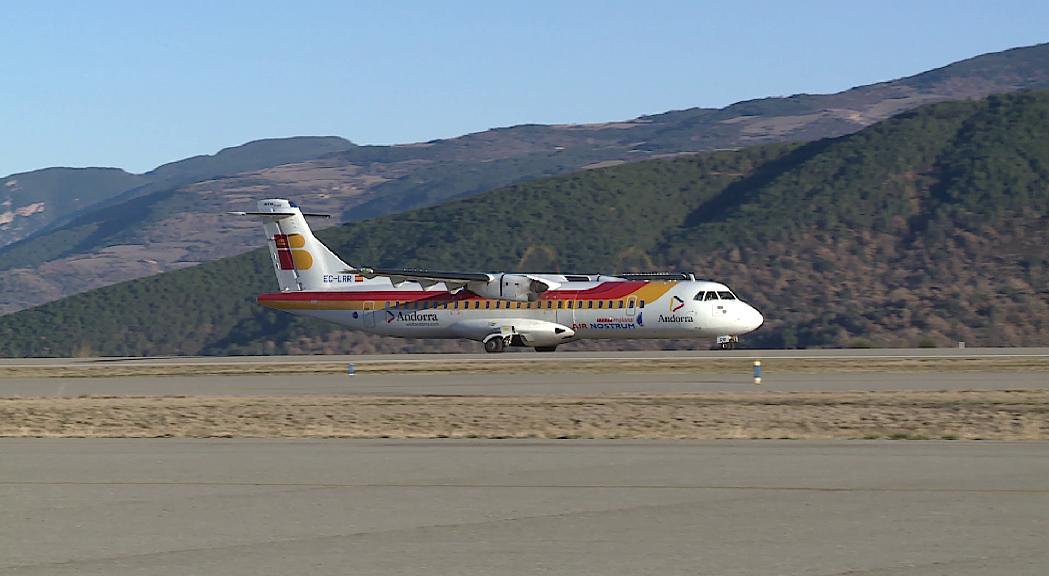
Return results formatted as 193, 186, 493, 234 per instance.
258, 276, 763, 345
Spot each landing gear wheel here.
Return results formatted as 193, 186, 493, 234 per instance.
484, 337, 506, 353
534, 345, 558, 352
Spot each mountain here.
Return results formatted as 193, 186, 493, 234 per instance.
3, 42, 1049, 315
1, 167, 147, 246
0, 137, 355, 251
3, 89, 1048, 357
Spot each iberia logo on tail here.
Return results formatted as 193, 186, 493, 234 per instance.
273, 234, 313, 270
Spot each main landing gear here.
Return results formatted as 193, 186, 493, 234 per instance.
483, 336, 507, 353
534, 345, 558, 352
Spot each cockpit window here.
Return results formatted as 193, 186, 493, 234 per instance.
694, 291, 706, 301
704, 291, 719, 301
717, 291, 736, 300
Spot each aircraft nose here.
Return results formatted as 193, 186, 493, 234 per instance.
743, 305, 764, 332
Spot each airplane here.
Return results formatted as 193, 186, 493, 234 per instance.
234, 199, 763, 353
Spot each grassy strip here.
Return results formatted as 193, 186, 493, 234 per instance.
2, 390, 1046, 440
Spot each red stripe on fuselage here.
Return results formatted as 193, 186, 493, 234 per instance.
256, 281, 647, 304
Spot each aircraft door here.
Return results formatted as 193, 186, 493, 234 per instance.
364, 301, 376, 328
556, 301, 575, 328
706, 292, 727, 319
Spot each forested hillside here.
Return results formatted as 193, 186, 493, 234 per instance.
2, 90, 1048, 356
3, 42, 1048, 316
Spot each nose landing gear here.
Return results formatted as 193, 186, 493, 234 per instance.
715, 335, 739, 350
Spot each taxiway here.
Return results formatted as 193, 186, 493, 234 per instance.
2, 439, 1047, 576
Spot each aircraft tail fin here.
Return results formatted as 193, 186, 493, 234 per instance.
231, 199, 351, 292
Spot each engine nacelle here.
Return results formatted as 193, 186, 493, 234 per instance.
513, 320, 575, 346
467, 274, 559, 302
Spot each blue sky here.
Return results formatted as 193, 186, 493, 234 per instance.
1, 0, 1047, 177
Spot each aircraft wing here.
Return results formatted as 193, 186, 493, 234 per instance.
343, 267, 493, 289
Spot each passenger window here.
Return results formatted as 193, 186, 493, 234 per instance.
597, 301, 604, 309
453, 302, 459, 309
442, 302, 449, 309
557, 301, 564, 309
546, 301, 553, 309
485, 301, 491, 309
607, 300, 614, 308
617, 300, 624, 309
718, 291, 736, 300
587, 301, 594, 309
640, 300, 645, 309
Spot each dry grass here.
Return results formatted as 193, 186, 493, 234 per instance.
2, 390, 1047, 440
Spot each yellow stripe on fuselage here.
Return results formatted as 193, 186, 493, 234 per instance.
259, 281, 683, 312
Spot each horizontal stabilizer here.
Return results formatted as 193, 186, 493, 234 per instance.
228, 211, 331, 218
345, 267, 492, 282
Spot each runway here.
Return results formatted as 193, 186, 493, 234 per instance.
2, 439, 1047, 576
2, 348, 1048, 397
4, 350, 1047, 573
5, 346, 1049, 368
4, 370, 1049, 397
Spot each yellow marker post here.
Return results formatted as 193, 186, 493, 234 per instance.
753, 360, 762, 385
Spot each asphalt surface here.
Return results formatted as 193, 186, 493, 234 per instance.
2, 348, 1048, 397
3, 347, 1049, 368
3, 370, 1049, 397
2, 439, 1047, 576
